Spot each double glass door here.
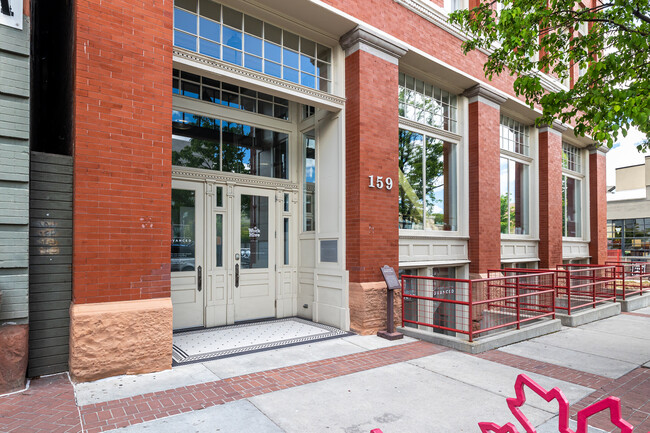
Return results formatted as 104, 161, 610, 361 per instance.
171, 180, 276, 330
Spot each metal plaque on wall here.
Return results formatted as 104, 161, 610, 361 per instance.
0, 0, 23, 30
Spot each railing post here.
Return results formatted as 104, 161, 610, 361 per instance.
469, 280, 473, 343
592, 269, 596, 309
567, 270, 572, 316
551, 274, 556, 320
516, 276, 520, 330
401, 275, 404, 328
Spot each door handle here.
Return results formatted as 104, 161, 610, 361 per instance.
235, 263, 240, 288
197, 265, 202, 292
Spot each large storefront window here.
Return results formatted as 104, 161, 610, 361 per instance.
562, 176, 582, 237
500, 116, 530, 235
173, 0, 332, 92
173, 111, 288, 179
500, 157, 529, 234
399, 129, 457, 231
608, 218, 650, 258
562, 143, 584, 238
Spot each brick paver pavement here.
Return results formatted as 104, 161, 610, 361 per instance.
0, 339, 648, 433
0, 373, 81, 433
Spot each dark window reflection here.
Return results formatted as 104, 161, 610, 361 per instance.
171, 189, 196, 272
172, 111, 287, 179
241, 195, 269, 269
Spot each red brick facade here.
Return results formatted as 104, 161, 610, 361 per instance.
345, 49, 400, 284
467, 96, 502, 274
589, 150, 608, 264
73, 0, 173, 304
538, 128, 564, 268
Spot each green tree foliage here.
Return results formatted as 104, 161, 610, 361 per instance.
449, 0, 650, 150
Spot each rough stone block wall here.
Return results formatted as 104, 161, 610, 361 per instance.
73, 0, 173, 304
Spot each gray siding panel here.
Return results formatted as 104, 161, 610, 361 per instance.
28, 152, 73, 377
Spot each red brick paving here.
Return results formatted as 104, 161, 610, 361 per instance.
0, 374, 81, 433
622, 311, 650, 318
475, 350, 614, 390
569, 367, 650, 433
78, 341, 446, 432
1, 340, 647, 433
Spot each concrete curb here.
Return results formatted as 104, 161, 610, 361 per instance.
618, 294, 650, 312
556, 302, 621, 327
397, 319, 562, 354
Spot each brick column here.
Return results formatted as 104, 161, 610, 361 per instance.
538, 123, 566, 268
588, 146, 608, 264
70, 0, 173, 381
340, 27, 406, 334
463, 85, 505, 275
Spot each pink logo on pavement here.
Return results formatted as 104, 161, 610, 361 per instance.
478, 374, 635, 433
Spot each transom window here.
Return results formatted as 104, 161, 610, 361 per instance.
399, 73, 458, 133
500, 115, 530, 156
173, 0, 332, 92
172, 111, 288, 179
173, 69, 289, 120
562, 142, 582, 172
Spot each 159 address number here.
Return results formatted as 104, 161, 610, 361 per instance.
368, 175, 393, 190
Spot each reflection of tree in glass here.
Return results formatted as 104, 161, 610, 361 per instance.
172, 115, 221, 170
398, 130, 446, 228
500, 193, 516, 234
222, 122, 250, 174
424, 137, 445, 224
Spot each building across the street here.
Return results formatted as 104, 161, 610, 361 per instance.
0, 0, 608, 389
607, 155, 650, 260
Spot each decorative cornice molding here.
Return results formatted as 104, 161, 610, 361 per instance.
173, 48, 346, 109
463, 84, 507, 108
538, 121, 568, 134
393, 0, 569, 95
172, 167, 300, 190
339, 26, 407, 64
587, 144, 610, 155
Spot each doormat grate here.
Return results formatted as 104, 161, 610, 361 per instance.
172, 317, 353, 365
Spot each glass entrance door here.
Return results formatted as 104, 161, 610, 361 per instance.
171, 180, 205, 329
233, 187, 276, 321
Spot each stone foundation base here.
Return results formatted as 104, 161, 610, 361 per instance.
0, 324, 28, 394
69, 298, 173, 382
349, 281, 401, 335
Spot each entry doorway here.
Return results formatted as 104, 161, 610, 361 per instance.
171, 180, 278, 329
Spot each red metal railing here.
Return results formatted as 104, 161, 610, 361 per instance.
562, 261, 650, 301
401, 273, 555, 342
497, 266, 617, 315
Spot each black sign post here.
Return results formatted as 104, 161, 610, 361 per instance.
377, 265, 404, 340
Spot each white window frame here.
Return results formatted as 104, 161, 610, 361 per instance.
561, 143, 586, 240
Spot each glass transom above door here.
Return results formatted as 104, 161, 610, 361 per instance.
172, 111, 288, 179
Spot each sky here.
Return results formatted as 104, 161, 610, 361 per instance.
606, 127, 649, 187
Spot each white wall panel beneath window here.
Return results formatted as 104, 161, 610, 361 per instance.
562, 240, 590, 260
314, 270, 349, 330
500, 239, 538, 261
399, 237, 468, 265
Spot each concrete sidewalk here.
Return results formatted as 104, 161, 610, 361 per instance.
1, 308, 649, 433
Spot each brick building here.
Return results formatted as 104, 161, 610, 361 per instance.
0, 0, 608, 387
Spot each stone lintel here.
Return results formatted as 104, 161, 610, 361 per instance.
340, 26, 407, 65
462, 84, 507, 109
538, 121, 568, 135
587, 143, 610, 155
